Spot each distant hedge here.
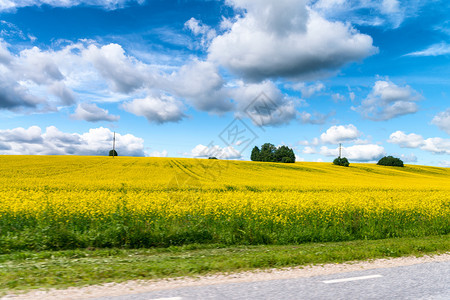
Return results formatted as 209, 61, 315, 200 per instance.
333, 157, 349, 167
377, 156, 404, 167
109, 150, 118, 156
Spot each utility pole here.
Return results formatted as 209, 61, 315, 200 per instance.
113, 131, 116, 158
339, 143, 342, 158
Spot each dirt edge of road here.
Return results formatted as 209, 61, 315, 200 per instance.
3, 253, 450, 300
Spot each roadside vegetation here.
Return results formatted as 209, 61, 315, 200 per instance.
1, 235, 449, 293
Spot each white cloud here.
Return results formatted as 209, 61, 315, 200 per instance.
208, 0, 377, 81
312, 0, 412, 29
349, 92, 356, 101
405, 43, 450, 57
388, 131, 450, 154
431, 109, 450, 134
298, 111, 331, 125
439, 160, 450, 168
295, 155, 305, 162
0, 126, 43, 143
421, 138, 450, 155
184, 18, 216, 48
388, 131, 424, 148
288, 81, 325, 98
82, 43, 150, 94
122, 94, 186, 124
320, 124, 361, 144
332, 93, 345, 102
0, 40, 76, 111
400, 153, 417, 163
0, 126, 145, 156
303, 146, 317, 154
166, 60, 232, 113
189, 144, 241, 159
353, 79, 421, 121
71, 103, 120, 122
232, 81, 297, 126
149, 150, 168, 157
320, 144, 385, 161
0, 0, 144, 12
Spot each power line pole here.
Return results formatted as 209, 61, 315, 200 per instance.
113, 131, 116, 158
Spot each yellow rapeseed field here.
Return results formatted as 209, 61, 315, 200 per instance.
0, 155, 449, 250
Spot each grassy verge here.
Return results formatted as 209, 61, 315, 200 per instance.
1, 234, 449, 294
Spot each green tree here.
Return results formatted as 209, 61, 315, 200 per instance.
250, 146, 261, 161
275, 145, 295, 163
250, 144, 295, 163
377, 156, 404, 167
333, 157, 349, 167
260, 143, 277, 162
109, 150, 118, 156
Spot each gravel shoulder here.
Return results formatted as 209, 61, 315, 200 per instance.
3, 253, 449, 300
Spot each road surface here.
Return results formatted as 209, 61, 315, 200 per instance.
93, 260, 450, 300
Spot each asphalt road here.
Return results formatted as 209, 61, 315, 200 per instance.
94, 261, 450, 300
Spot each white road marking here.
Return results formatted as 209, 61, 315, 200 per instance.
323, 274, 383, 284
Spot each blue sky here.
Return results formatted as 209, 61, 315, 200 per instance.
0, 0, 449, 166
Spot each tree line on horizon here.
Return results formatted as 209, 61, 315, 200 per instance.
250, 143, 296, 163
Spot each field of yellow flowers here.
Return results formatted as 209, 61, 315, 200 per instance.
0, 155, 449, 252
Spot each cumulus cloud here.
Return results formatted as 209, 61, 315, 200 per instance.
431, 109, 450, 134
388, 131, 425, 148
71, 103, 120, 122
208, 0, 377, 81
320, 124, 361, 144
232, 81, 297, 126
388, 131, 450, 154
421, 138, 450, 155
122, 94, 186, 124
82, 43, 150, 94
405, 43, 450, 57
0, 40, 76, 111
166, 60, 232, 113
149, 150, 168, 157
353, 79, 421, 121
0, 0, 144, 12
0, 126, 145, 156
320, 144, 385, 161
189, 144, 242, 159
303, 146, 317, 154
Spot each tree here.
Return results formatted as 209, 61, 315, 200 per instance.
250, 146, 261, 161
377, 156, 404, 167
333, 157, 349, 167
250, 143, 295, 163
260, 143, 277, 162
109, 150, 118, 156
275, 145, 295, 163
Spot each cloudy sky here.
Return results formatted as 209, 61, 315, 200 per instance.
0, 0, 449, 166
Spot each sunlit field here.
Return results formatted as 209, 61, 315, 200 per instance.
0, 155, 448, 253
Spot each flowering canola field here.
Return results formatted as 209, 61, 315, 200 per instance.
0, 155, 449, 251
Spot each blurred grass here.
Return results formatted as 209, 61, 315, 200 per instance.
1, 234, 449, 294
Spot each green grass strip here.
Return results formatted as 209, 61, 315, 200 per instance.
1, 234, 449, 294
